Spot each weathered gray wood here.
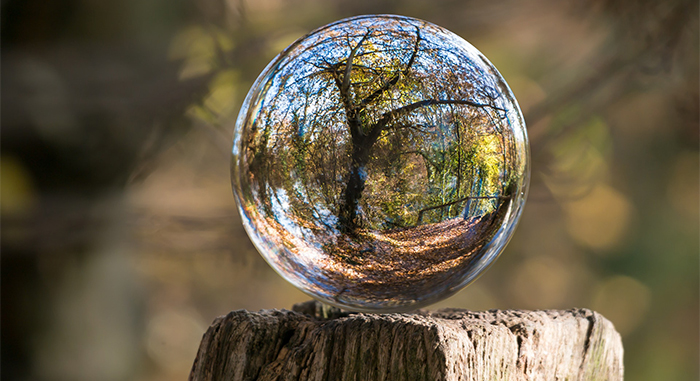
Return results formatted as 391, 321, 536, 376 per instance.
189, 301, 623, 381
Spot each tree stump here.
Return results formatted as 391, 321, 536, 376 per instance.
189, 301, 623, 381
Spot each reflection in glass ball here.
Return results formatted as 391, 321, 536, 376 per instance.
231, 15, 529, 312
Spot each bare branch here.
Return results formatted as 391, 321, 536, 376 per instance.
366, 98, 504, 145
341, 30, 372, 99
360, 27, 421, 107
417, 195, 511, 224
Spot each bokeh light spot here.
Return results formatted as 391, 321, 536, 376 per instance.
591, 275, 652, 337
145, 308, 207, 373
509, 256, 572, 308
0, 155, 37, 216
564, 183, 632, 250
666, 152, 699, 222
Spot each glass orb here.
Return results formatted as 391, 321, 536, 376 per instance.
231, 15, 529, 312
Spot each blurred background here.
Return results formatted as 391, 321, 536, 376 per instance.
1, 0, 697, 380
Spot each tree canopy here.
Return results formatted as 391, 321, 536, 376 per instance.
237, 16, 525, 236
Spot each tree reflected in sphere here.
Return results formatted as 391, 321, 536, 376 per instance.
231, 15, 529, 312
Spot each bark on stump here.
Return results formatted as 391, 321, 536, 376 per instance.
189, 300, 623, 381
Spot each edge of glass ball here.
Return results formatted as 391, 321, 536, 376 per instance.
230, 14, 532, 313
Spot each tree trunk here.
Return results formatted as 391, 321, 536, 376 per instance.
189, 300, 623, 381
337, 134, 372, 234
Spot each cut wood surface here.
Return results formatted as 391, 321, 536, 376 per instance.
189, 300, 623, 381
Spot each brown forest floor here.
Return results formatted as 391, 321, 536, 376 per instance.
252, 203, 506, 308
319, 212, 500, 305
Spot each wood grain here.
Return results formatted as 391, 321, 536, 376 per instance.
189, 301, 623, 381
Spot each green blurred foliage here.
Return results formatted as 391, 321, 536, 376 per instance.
2, 0, 697, 380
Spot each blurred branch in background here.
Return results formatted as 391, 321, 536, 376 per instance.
1, 0, 697, 380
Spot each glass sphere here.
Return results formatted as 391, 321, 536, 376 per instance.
231, 15, 529, 312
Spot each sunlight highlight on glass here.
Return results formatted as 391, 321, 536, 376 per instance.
231, 15, 529, 311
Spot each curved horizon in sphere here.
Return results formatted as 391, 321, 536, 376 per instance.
231, 15, 530, 312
